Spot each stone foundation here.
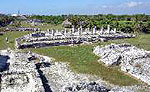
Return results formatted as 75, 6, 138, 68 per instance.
93, 43, 150, 85
15, 29, 135, 49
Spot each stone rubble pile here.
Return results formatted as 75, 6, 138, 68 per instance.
0, 49, 49, 92
61, 82, 110, 92
93, 43, 150, 85
0, 49, 150, 91
15, 25, 135, 49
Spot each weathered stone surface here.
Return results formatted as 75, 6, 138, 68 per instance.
0, 49, 46, 92
61, 82, 110, 92
1, 48, 149, 92
110, 87, 134, 92
0, 49, 112, 92
93, 43, 150, 85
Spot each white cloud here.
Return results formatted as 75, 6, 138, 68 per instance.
101, 5, 108, 8
100, 2, 143, 9
124, 1, 143, 8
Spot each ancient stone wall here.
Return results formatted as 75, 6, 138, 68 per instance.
15, 27, 135, 49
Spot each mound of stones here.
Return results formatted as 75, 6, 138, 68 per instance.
93, 43, 150, 85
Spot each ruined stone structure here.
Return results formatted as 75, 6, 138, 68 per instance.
15, 25, 135, 49
0, 49, 49, 92
0, 49, 149, 92
93, 43, 150, 85
6, 27, 40, 31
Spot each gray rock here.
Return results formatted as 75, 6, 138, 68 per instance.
93, 43, 150, 85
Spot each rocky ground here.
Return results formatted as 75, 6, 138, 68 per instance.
0, 48, 150, 92
93, 43, 150, 88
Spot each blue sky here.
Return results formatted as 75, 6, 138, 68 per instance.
0, 0, 150, 15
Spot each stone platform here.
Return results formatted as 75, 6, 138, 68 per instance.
15, 26, 135, 49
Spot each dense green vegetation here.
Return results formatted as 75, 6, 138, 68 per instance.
0, 14, 14, 27
29, 15, 65, 25
1, 14, 150, 33
29, 14, 150, 33
0, 14, 15, 32
20, 21, 64, 30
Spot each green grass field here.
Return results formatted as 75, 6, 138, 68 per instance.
1, 31, 150, 86
0, 31, 32, 50
28, 45, 140, 86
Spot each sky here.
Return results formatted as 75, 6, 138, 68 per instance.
0, 0, 150, 15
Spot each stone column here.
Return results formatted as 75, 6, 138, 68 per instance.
93, 26, 96, 35
100, 26, 104, 34
80, 26, 83, 35
56, 30, 59, 33
77, 27, 80, 35
114, 28, 117, 34
87, 28, 90, 32
72, 25, 75, 33
64, 28, 67, 35
107, 25, 110, 34
52, 30, 54, 36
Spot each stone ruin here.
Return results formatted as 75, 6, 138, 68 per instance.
61, 82, 110, 92
0, 49, 142, 92
93, 43, 150, 85
15, 25, 136, 49
6, 27, 40, 31
0, 49, 51, 92
0, 49, 110, 92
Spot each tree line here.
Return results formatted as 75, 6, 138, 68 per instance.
1, 14, 150, 33
29, 14, 150, 33
0, 14, 14, 27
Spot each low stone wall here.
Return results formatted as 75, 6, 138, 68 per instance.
93, 43, 150, 85
15, 30, 135, 49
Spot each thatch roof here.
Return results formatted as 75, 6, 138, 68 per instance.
62, 19, 72, 28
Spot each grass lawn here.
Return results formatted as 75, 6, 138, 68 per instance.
99, 33, 150, 50
0, 31, 32, 50
28, 45, 140, 86
1, 31, 150, 86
